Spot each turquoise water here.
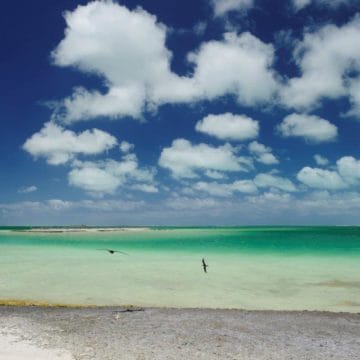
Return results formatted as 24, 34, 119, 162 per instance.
0, 227, 359, 312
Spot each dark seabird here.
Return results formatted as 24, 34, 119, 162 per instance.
202, 258, 208, 273
97, 248, 129, 255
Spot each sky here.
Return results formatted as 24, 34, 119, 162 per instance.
0, 0, 360, 226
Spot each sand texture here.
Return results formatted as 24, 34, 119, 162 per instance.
0, 306, 359, 360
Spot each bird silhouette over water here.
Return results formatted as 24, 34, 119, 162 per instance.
202, 258, 208, 273
97, 248, 129, 255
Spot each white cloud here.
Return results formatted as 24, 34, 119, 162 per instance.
188, 32, 279, 106
254, 173, 297, 192
248, 141, 279, 165
314, 154, 329, 166
297, 156, 360, 190
52, 86, 146, 123
336, 156, 360, 185
191, 180, 257, 197
277, 113, 337, 143
297, 167, 348, 190
119, 141, 134, 154
211, 0, 255, 17
69, 165, 121, 195
158, 139, 252, 178
205, 170, 227, 180
18, 186, 38, 194
68, 154, 157, 195
23, 122, 117, 165
50, 1, 279, 123
51, 1, 178, 122
281, 17, 360, 112
195, 113, 259, 141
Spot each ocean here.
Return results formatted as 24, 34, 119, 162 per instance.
0, 226, 359, 312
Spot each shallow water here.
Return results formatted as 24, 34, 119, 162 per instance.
0, 227, 359, 312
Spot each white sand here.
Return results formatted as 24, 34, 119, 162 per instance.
0, 329, 73, 360
0, 306, 359, 360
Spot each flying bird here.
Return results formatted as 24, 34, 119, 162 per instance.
97, 248, 129, 255
202, 258, 208, 273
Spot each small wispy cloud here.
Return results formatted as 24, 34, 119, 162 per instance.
18, 185, 38, 194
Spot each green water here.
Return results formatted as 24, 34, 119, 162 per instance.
0, 227, 359, 312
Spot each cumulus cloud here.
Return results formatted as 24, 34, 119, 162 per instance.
314, 154, 329, 166
68, 154, 157, 195
23, 122, 117, 165
298, 156, 360, 190
211, 0, 255, 17
191, 180, 257, 197
248, 141, 279, 165
187, 32, 279, 106
277, 113, 337, 143
50, 1, 279, 123
281, 17, 360, 112
158, 139, 252, 178
297, 167, 347, 190
254, 173, 297, 192
336, 156, 360, 185
18, 186, 38, 194
195, 113, 259, 141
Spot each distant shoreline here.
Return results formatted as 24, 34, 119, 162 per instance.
15, 227, 151, 234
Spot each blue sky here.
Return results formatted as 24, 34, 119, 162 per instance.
1, 0, 360, 225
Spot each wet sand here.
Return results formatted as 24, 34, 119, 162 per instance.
0, 306, 359, 359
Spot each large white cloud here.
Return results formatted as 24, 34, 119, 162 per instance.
298, 156, 360, 190
336, 156, 360, 185
69, 154, 157, 196
51, 1, 279, 123
254, 173, 297, 192
277, 114, 338, 143
158, 139, 252, 178
297, 167, 348, 190
23, 122, 117, 165
211, 0, 255, 17
188, 32, 279, 106
195, 113, 259, 141
248, 141, 279, 165
281, 17, 360, 113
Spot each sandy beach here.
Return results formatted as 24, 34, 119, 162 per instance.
0, 306, 359, 360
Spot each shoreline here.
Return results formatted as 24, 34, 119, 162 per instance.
13, 226, 151, 234
1, 306, 359, 359
1, 299, 359, 315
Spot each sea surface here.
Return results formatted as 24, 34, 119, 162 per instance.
0, 226, 359, 312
